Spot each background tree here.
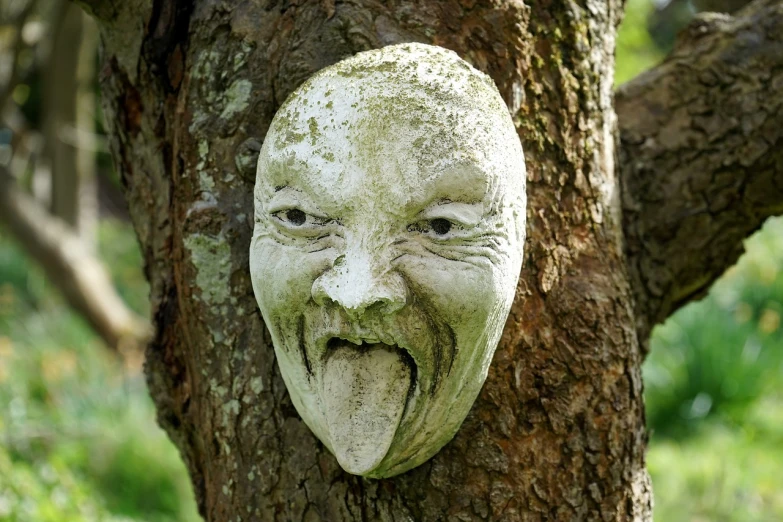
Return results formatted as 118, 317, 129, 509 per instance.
0, 0, 149, 353
46, 0, 783, 519
44, 2, 98, 245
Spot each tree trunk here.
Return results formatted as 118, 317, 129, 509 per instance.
73, 0, 783, 519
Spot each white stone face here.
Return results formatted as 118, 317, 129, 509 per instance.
250, 43, 526, 478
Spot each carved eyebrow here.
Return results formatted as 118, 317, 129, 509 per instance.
417, 201, 484, 227
418, 162, 492, 206
266, 187, 307, 211
266, 187, 330, 218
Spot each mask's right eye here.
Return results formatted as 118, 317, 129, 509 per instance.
279, 208, 307, 226
429, 218, 453, 236
271, 207, 332, 237
265, 187, 335, 238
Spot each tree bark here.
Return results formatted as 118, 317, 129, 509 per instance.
74, 0, 781, 519
618, 0, 783, 343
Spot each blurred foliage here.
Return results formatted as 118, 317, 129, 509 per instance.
645, 216, 783, 435
648, 396, 783, 522
96, 220, 149, 317
0, 445, 116, 521
0, 224, 199, 522
616, 0, 666, 85
647, 0, 697, 53
644, 216, 783, 521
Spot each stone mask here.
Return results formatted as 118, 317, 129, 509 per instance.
250, 43, 526, 478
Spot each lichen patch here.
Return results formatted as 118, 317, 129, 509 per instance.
184, 233, 232, 304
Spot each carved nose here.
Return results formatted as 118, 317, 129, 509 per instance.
312, 253, 408, 319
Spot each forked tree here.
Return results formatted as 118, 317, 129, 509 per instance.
71, 0, 783, 519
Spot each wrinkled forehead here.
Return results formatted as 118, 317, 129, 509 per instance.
256, 45, 524, 205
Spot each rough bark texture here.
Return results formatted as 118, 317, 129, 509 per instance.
79, 0, 783, 518
618, 0, 783, 342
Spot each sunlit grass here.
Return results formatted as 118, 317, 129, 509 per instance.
649, 395, 783, 522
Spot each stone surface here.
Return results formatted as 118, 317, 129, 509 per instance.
249, 43, 526, 478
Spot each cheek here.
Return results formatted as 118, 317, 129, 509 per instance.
249, 239, 330, 320
400, 258, 503, 329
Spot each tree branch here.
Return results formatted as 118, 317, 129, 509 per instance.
618, 0, 783, 341
0, 166, 151, 355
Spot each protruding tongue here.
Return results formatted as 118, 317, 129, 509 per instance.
321, 342, 411, 475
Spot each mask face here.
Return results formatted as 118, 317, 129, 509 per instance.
250, 43, 526, 478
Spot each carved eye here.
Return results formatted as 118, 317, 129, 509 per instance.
408, 218, 458, 238
409, 202, 482, 241
430, 218, 452, 236
272, 207, 333, 237
273, 208, 310, 226
284, 209, 307, 226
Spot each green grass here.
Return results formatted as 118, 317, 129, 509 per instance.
0, 221, 199, 522
648, 395, 783, 522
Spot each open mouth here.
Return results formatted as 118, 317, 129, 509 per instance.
318, 337, 418, 475
326, 337, 416, 372
326, 337, 419, 411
